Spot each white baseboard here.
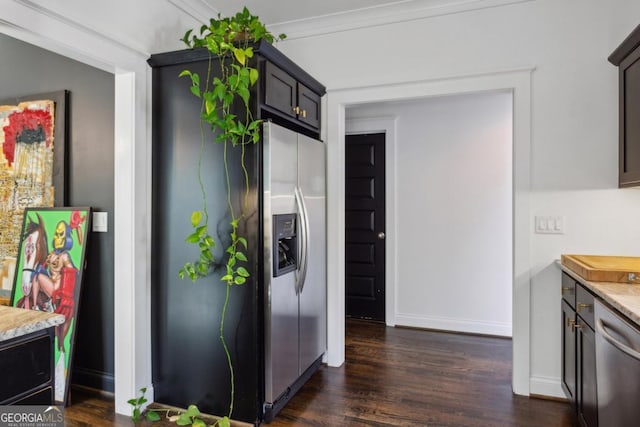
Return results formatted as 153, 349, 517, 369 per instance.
395, 313, 512, 337
529, 376, 565, 399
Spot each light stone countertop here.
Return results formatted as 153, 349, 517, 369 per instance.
0, 305, 65, 342
562, 265, 640, 327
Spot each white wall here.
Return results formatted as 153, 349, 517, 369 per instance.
346, 92, 513, 336
277, 0, 640, 397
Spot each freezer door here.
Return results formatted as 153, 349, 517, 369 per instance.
263, 122, 299, 402
297, 133, 327, 373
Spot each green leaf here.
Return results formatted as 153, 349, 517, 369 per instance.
192, 419, 207, 427
190, 211, 202, 227
195, 225, 207, 237
221, 274, 233, 282
204, 236, 215, 247
218, 416, 231, 427
234, 276, 247, 285
235, 251, 247, 261
146, 411, 161, 422
133, 408, 141, 422
181, 29, 193, 46
244, 47, 254, 58
185, 232, 200, 243
233, 47, 246, 65
229, 74, 239, 90
190, 85, 201, 98
236, 266, 250, 277
203, 248, 214, 261
249, 68, 259, 86
185, 405, 200, 418
176, 413, 192, 426
197, 262, 208, 275
205, 99, 215, 115
179, 70, 192, 78
238, 237, 248, 248
247, 119, 260, 131
127, 398, 137, 405
228, 256, 236, 268
238, 87, 250, 106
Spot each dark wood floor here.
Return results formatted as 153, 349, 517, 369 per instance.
65, 319, 574, 426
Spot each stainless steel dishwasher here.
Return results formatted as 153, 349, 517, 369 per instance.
595, 299, 640, 426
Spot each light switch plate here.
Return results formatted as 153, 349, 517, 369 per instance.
93, 211, 108, 233
535, 215, 564, 234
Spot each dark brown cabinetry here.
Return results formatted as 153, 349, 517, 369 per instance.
561, 272, 597, 427
0, 327, 55, 405
263, 61, 321, 132
609, 24, 640, 187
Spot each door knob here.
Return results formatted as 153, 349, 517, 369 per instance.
378, 232, 385, 240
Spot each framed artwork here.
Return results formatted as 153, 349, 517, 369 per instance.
10, 207, 91, 405
0, 90, 69, 303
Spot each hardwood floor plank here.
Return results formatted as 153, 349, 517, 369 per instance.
64, 319, 574, 426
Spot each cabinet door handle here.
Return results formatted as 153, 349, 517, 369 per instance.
577, 303, 591, 313
301, 109, 307, 118
566, 318, 575, 328
293, 106, 300, 115
572, 322, 583, 332
561, 287, 572, 292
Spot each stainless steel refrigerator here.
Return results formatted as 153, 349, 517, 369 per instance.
262, 121, 326, 421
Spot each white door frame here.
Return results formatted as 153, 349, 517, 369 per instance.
325, 69, 533, 395
1, 2, 153, 413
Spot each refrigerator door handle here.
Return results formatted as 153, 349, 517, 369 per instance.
295, 187, 309, 293
293, 186, 307, 295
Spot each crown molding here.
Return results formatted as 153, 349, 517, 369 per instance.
2, 0, 148, 72
269, 0, 536, 40
9, 0, 149, 59
167, 0, 218, 25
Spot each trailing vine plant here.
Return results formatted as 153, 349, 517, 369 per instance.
132, 7, 285, 427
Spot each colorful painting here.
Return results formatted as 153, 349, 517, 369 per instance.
10, 207, 91, 405
0, 91, 68, 302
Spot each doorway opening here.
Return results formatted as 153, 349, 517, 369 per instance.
326, 69, 532, 395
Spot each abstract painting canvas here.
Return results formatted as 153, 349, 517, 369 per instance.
0, 91, 68, 303
10, 207, 91, 405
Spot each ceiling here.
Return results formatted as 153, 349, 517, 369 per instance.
16, 0, 464, 53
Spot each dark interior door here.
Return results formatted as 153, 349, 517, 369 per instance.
345, 132, 385, 321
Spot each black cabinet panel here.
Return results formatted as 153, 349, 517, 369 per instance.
150, 58, 261, 423
577, 323, 597, 427
297, 83, 320, 130
0, 328, 54, 405
264, 61, 297, 119
560, 275, 598, 427
609, 24, 640, 187
12, 387, 54, 405
262, 61, 322, 134
561, 299, 576, 402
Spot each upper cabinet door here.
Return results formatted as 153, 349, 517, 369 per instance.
297, 83, 320, 131
264, 61, 297, 120
619, 51, 640, 187
262, 61, 322, 135
609, 23, 640, 187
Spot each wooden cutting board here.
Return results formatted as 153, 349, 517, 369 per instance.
561, 254, 640, 283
